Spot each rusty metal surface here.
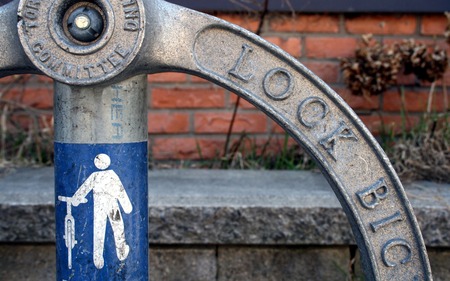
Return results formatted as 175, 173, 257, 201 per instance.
0, 0, 433, 280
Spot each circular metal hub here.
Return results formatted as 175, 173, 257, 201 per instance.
17, 0, 145, 85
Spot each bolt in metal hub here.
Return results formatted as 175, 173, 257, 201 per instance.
74, 15, 91, 30
66, 5, 104, 43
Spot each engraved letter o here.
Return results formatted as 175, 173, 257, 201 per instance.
263, 68, 293, 101
381, 238, 413, 267
297, 97, 330, 128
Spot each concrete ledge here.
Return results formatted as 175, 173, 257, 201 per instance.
0, 168, 449, 246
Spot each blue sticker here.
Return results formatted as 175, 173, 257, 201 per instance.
55, 142, 148, 281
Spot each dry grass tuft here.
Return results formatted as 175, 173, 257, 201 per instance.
389, 119, 450, 183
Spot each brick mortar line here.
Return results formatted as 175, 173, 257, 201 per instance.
339, 14, 346, 35
416, 14, 423, 36
149, 133, 290, 138
149, 106, 262, 111
148, 84, 224, 89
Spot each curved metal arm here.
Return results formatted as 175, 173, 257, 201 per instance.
135, 2, 432, 280
0, 0, 38, 76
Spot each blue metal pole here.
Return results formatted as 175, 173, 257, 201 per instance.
54, 75, 149, 280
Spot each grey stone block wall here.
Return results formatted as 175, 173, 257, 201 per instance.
0, 245, 56, 281
150, 247, 217, 281
217, 246, 350, 281
1, 168, 450, 280
1, 245, 450, 281
0, 245, 351, 281
428, 249, 450, 281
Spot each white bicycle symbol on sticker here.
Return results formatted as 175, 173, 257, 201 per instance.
59, 153, 133, 269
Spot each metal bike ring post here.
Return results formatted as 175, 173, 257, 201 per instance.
0, 0, 433, 280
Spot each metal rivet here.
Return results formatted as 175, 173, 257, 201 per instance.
74, 14, 91, 30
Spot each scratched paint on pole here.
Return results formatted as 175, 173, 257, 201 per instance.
55, 142, 148, 281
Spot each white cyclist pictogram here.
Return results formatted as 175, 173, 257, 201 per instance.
59, 153, 133, 269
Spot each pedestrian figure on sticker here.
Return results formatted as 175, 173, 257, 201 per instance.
59, 153, 133, 269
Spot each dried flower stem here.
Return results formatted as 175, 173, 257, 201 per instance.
444, 80, 448, 112
0, 105, 8, 160
427, 81, 436, 114
399, 86, 412, 130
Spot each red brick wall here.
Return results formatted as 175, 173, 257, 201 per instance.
1, 13, 449, 161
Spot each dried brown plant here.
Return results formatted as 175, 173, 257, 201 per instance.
341, 35, 448, 97
397, 39, 448, 83
341, 31, 450, 183
340, 35, 402, 96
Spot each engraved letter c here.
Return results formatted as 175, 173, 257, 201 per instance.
297, 97, 329, 128
32, 41, 43, 54
382, 238, 413, 267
